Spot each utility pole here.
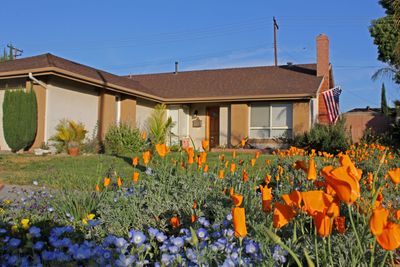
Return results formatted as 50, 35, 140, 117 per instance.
7, 44, 23, 59
273, 17, 279, 66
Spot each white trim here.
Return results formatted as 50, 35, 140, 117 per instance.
115, 95, 121, 124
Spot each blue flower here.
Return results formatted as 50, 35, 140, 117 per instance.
222, 258, 236, 267
42, 250, 56, 261
156, 232, 167, 243
73, 244, 92, 260
186, 248, 198, 263
103, 235, 116, 247
245, 241, 258, 254
272, 245, 288, 263
8, 238, 21, 247
114, 237, 128, 250
129, 230, 146, 246
115, 254, 135, 267
29, 226, 41, 238
161, 254, 173, 265
196, 228, 208, 240
6, 255, 18, 265
171, 236, 184, 247
148, 227, 159, 237
33, 241, 45, 250
47, 207, 54, 212
0, 228, 7, 234
226, 213, 233, 221
168, 245, 179, 254
198, 217, 210, 227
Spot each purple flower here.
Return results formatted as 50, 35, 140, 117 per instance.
245, 241, 258, 254
171, 237, 184, 247
129, 230, 146, 246
156, 232, 167, 243
196, 228, 208, 240
8, 238, 21, 247
148, 227, 159, 237
115, 254, 135, 267
33, 241, 45, 250
168, 245, 179, 254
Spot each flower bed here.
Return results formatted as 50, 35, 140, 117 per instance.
0, 143, 399, 265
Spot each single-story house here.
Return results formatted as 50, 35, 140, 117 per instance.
344, 107, 394, 143
0, 34, 334, 151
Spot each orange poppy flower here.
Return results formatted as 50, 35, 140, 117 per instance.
294, 160, 307, 172
229, 187, 234, 196
132, 157, 139, 166
374, 193, 384, 209
369, 206, 389, 236
193, 201, 197, 209
278, 165, 284, 175
142, 151, 151, 166
376, 222, 400, 251
132, 172, 139, 183
307, 158, 317, 180
231, 193, 243, 207
265, 159, 271, 165
265, 174, 271, 184
117, 177, 122, 187
301, 190, 333, 216
218, 170, 225, 179
103, 177, 111, 187
170, 216, 180, 229
395, 209, 400, 220
388, 168, 400, 184
240, 138, 246, 148
155, 143, 168, 157
199, 152, 207, 164
219, 154, 225, 162
314, 209, 332, 237
242, 170, 249, 182
191, 214, 197, 223
281, 190, 302, 209
326, 198, 340, 218
232, 151, 237, 159
95, 184, 100, 192
230, 163, 236, 173
232, 207, 247, 237
250, 158, 256, 167
255, 151, 261, 159
260, 185, 273, 212
225, 161, 230, 168
203, 164, 209, 173
321, 165, 360, 205
339, 154, 362, 181
201, 140, 209, 151
141, 131, 147, 140
187, 155, 194, 165
334, 216, 346, 234
273, 202, 296, 228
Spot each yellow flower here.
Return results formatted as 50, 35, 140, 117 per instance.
3, 199, 12, 205
82, 213, 95, 225
21, 219, 30, 230
0, 208, 4, 214
11, 225, 18, 234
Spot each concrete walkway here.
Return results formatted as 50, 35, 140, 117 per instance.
0, 183, 45, 201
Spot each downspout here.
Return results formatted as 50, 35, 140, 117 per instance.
28, 73, 47, 88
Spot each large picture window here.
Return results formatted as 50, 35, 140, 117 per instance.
249, 102, 292, 139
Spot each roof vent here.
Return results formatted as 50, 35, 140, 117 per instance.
174, 61, 178, 74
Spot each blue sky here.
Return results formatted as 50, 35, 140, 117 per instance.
1, 0, 398, 111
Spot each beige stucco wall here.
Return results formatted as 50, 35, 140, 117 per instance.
28, 82, 47, 149
219, 105, 229, 147
230, 103, 249, 146
136, 99, 156, 130
292, 101, 311, 137
120, 95, 136, 128
99, 90, 116, 140
46, 77, 99, 141
189, 104, 206, 149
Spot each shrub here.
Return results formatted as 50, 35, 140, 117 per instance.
146, 103, 174, 144
104, 123, 146, 155
2, 89, 37, 152
80, 122, 100, 154
51, 119, 87, 151
292, 118, 351, 154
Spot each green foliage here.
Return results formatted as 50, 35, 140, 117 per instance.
380, 83, 389, 115
370, 0, 400, 83
146, 103, 174, 144
0, 45, 14, 62
2, 89, 37, 152
104, 123, 146, 155
51, 119, 87, 150
292, 118, 351, 154
80, 122, 100, 154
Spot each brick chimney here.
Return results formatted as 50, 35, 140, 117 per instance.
316, 34, 329, 77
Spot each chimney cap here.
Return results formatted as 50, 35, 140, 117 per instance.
317, 33, 329, 39
174, 61, 178, 74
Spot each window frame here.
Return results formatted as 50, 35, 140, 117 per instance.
248, 102, 293, 139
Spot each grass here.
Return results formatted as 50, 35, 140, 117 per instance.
0, 152, 274, 190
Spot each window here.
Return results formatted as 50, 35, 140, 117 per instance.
249, 103, 292, 139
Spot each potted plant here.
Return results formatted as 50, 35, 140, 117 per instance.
52, 119, 87, 156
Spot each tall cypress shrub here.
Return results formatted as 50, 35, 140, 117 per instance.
3, 89, 37, 152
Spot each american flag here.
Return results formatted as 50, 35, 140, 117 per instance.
322, 86, 342, 123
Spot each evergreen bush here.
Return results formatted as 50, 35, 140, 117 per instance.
104, 123, 146, 155
292, 118, 351, 154
3, 89, 37, 152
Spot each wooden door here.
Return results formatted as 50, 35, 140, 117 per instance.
207, 107, 220, 148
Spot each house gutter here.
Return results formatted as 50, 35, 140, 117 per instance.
28, 72, 47, 88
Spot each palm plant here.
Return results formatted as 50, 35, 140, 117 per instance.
52, 119, 87, 148
146, 104, 174, 144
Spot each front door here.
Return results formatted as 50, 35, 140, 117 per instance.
207, 107, 219, 148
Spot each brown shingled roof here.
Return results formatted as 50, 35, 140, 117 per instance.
129, 64, 322, 100
0, 53, 323, 102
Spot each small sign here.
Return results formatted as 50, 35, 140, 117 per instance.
192, 118, 202, 128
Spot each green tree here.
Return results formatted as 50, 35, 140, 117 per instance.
0, 45, 14, 62
3, 88, 37, 152
370, 0, 400, 83
381, 83, 389, 115
146, 103, 174, 144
